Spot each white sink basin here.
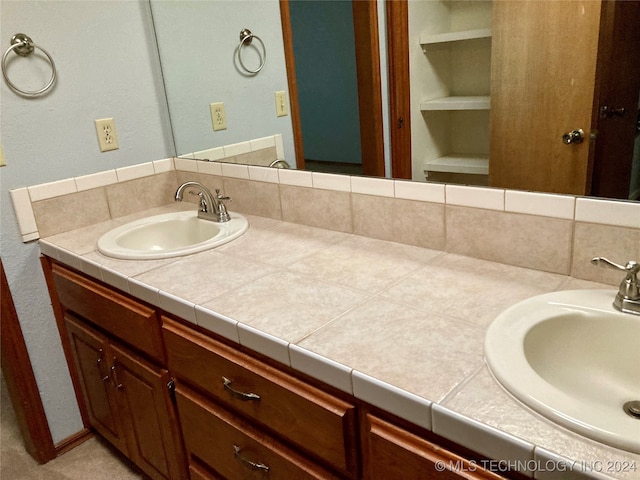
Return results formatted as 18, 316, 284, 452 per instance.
485, 290, 640, 453
97, 210, 248, 260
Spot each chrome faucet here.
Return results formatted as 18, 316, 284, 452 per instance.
174, 181, 230, 222
591, 257, 640, 315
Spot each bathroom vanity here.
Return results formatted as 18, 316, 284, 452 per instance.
43, 257, 510, 479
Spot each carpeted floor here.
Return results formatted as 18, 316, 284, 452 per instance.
0, 374, 144, 479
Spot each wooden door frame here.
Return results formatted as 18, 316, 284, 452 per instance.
1, 258, 56, 463
280, 0, 385, 177
386, 0, 412, 179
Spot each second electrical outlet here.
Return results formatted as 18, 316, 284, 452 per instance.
210, 102, 227, 131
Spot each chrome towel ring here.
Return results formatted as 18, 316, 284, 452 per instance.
237, 28, 266, 75
2, 33, 57, 97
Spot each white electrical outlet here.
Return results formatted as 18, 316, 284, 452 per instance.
94, 118, 119, 152
210, 102, 227, 131
275, 91, 288, 117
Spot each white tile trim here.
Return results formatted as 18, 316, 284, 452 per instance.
352, 175, 395, 197
289, 344, 353, 394
506, 190, 575, 220
9, 188, 38, 237
278, 168, 313, 187
395, 179, 445, 203
75, 170, 118, 192
28, 178, 77, 202
237, 323, 291, 366
195, 306, 240, 343
221, 163, 250, 180
311, 172, 351, 192
575, 197, 640, 229
116, 162, 155, 182
446, 185, 505, 211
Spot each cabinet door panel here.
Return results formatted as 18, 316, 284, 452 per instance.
176, 385, 340, 480
111, 344, 186, 480
163, 318, 357, 475
364, 415, 505, 480
65, 315, 127, 454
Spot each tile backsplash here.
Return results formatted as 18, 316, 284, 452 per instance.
9, 134, 640, 286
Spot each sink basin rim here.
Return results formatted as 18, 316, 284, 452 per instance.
97, 210, 248, 260
485, 289, 640, 454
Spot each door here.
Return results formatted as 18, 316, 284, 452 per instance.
110, 344, 186, 480
488, 0, 603, 195
590, 0, 640, 199
65, 315, 128, 454
280, 0, 385, 176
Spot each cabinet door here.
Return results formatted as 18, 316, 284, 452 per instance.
64, 315, 128, 454
364, 415, 505, 480
110, 343, 187, 480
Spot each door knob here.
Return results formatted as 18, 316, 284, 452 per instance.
562, 129, 584, 145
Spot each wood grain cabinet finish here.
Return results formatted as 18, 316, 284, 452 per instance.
162, 317, 359, 478
65, 314, 186, 480
51, 262, 165, 362
177, 384, 340, 480
363, 414, 507, 480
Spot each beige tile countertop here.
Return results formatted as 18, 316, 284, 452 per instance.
39, 204, 640, 480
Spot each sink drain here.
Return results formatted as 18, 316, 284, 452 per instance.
623, 401, 640, 419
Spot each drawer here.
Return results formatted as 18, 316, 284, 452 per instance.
163, 317, 358, 476
177, 385, 340, 480
52, 263, 164, 362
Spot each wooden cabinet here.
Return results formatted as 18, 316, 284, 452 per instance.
43, 258, 523, 480
162, 316, 358, 479
362, 414, 506, 480
47, 262, 186, 480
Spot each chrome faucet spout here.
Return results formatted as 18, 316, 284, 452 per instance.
174, 181, 230, 222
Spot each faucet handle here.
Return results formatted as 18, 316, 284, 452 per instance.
591, 257, 640, 300
215, 189, 230, 202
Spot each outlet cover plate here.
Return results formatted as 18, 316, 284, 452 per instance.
210, 102, 227, 131
275, 91, 288, 117
95, 118, 119, 152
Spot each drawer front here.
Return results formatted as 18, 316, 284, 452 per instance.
163, 318, 357, 475
177, 386, 339, 480
365, 414, 506, 480
52, 263, 164, 362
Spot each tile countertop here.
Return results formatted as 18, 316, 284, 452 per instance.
39, 204, 640, 480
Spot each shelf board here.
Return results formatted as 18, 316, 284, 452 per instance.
420, 96, 490, 111
419, 28, 492, 46
424, 155, 489, 175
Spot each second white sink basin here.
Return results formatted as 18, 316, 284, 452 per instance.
97, 210, 248, 260
485, 290, 640, 453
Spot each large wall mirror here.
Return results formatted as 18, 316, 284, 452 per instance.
150, 0, 640, 201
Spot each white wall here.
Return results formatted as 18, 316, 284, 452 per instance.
0, 0, 174, 444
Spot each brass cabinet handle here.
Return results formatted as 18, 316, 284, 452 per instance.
233, 445, 270, 473
222, 376, 260, 401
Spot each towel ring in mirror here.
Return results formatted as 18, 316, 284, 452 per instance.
237, 28, 266, 75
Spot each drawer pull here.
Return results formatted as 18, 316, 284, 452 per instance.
222, 377, 260, 401
233, 445, 270, 473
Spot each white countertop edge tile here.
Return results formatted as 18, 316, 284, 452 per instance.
289, 344, 353, 395
100, 266, 130, 294
158, 291, 197, 324
432, 403, 535, 475
38, 240, 60, 261
55, 248, 82, 272
352, 370, 432, 431
77, 256, 103, 281
10, 188, 39, 238
195, 306, 240, 344
237, 323, 291, 367
533, 447, 613, 480
128, 278, 160, 307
